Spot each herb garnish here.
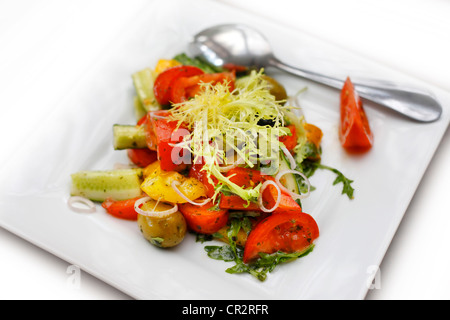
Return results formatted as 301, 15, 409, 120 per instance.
203, 216, 314, 281
299, 159, 355, 199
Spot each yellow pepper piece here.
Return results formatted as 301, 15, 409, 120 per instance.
304, 123, 323, 150
154, 59, 181, 74
143, 160, 160, 178
304, 123, 323, 160
141, 161, 206, 203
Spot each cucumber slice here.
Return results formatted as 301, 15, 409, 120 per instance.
70, 168, 143, 202
113, 124, 147, 150
278, 151, 300, 195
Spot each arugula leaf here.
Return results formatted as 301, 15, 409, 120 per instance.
226, 246, 315, 281
205, 245, 236, 262
300, 160, 354, 199
227, 218, 243, 257
298, 159, 320, 178
195, 233, 214, 243
317, 163, 354, 199
226, 259, 268, 282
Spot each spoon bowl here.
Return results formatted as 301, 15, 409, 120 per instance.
189, 24, 273, 68
189, 24, 442, 123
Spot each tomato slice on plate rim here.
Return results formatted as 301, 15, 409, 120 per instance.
339, 77, 373, 152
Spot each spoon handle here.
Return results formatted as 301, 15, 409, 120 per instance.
269, 57, 442, 123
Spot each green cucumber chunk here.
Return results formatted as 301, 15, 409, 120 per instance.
279, 151, 300, 195
70, 168, 143, 202
133, 95, 147, 121
113, 124, 147, 150
132, 68, 160, 112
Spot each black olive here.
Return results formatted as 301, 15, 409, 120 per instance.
257, 118, 276, 127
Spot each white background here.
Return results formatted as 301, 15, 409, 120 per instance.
0, 0, 449, 299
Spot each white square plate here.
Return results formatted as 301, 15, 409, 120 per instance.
0, 0, 449, 299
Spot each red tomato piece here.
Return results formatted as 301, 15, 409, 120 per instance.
178, 201, 229, 234
222, 63, 248, 73
279, 125, 297, 151
136, 114, 147, 126
243, 211, 319, 263
127, 148, 157, 167
148, 110, 191, 171
170, 72, 236, 104
136, 113, 157, 151
219, 194, 261, 211
147, 110, 172, 141
101, 196, 143, 221
261, 183, 302, 214
339, 77, 373, 152
153, 65, 204, 105
157, 140, 189, 172
189, 163, 217, 198
223, 167, 301, 213
226, 167, 266, 188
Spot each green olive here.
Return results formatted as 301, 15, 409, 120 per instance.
137, 200, 187, 248
261, 75, 288, 103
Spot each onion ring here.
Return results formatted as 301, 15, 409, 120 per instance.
280, 145, 297, 169
67, 196, 96, 213
258, 180, 281, 213
134, 196, 178, 217
171, 181, 211, 206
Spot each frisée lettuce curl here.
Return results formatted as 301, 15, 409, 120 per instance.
169, 70, 303, 203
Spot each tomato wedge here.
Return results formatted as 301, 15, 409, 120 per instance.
101, 196, 143, 221
243, 211, 319, 263
153, 65, 204, 105
339, 77, 373, 152
170, 72, 236, 104
178, 201, 229, 234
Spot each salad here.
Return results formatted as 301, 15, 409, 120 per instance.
69, 53, 355, 281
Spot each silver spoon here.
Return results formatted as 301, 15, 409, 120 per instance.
188, 24, 442, 123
